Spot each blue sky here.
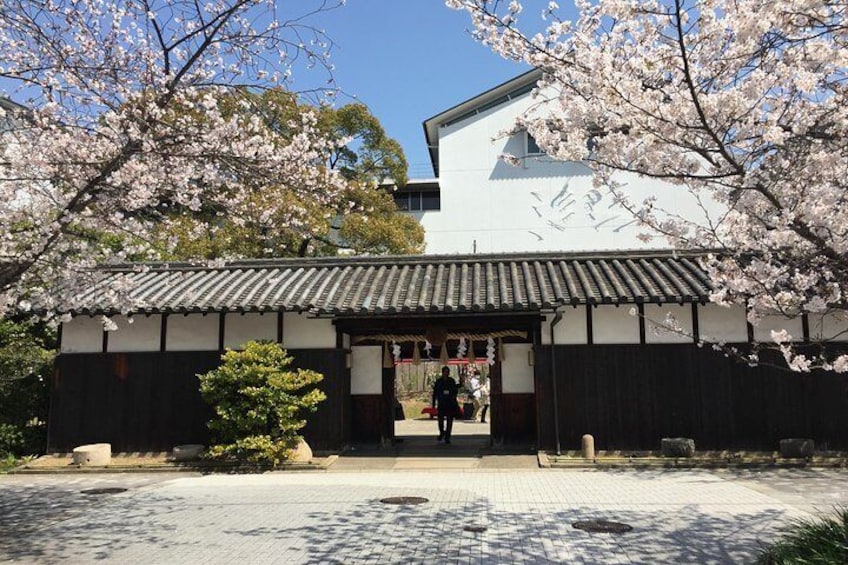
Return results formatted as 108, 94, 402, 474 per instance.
2, 1, 569, 179
303, 1, 533, 179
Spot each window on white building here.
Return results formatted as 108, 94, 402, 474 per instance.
525, 132, 544, 155
393, 191, 440, 211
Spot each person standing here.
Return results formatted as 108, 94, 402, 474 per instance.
468, 368, 481, 420
478, 375, 491, 424
432, 366, 459, 444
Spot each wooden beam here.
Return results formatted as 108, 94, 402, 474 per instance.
160, 314, 168, 352
802, 313, 810, 342
691, 302, 700, 343
218, 313, 226, 351
334, 313, 541, 336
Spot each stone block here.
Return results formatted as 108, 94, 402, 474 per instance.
290, 438, 313, 463
72, 443, 111, 466
661, 437, 695, 458
172, 444, 205, 461
779, 438, 814, 458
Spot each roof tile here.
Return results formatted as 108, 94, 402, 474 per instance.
68, 251, 714, 316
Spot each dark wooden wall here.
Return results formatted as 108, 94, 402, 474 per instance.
499, 394, 536, 444
49, 348, 347, 452
350, 395, 382, 442
535, 344, 848, 451
294, 349, 348, 450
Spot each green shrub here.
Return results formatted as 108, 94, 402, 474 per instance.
757, 507, 848, 564
198, 341, 326, 467
0, 423, 24, 456
0, 320, 53, 457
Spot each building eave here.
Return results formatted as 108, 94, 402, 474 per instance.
60, 249, 717, 317
422, 68, 542, 177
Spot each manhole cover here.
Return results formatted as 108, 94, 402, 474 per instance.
463, 525, 488, 533
379, 496, 428, 505
572, 520, 633, 534
80, 487, 128, 496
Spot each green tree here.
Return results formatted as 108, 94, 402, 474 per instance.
0, 319, 55, 457
320, 102, 407, 187
155, 90, 424, 259
198, 342, 326, 467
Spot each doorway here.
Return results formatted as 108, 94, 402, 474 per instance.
392, 359, 491, 448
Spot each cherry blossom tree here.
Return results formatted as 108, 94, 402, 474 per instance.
153, 93, 424, 259
448, 0, 848, 371
0, 0, 348, 316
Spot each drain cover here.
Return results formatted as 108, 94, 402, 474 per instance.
380, 496, 428, 505
572, 520, 632, 534
463, 525, 488, 533
80, 487, 128, 495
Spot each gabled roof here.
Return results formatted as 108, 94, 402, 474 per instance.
0, 97, 31, 131
0, 97, 27, 113
423, 68, 542, 177
64, 250, 714, 317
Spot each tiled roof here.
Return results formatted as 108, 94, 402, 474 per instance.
66, 250, 714, 316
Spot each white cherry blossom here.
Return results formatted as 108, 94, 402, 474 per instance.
448, 0, 848, 371
0, 0, 346, 316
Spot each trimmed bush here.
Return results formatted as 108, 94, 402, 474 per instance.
198, 341, 326, 467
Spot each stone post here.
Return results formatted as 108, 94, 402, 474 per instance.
581, 434, 595, 459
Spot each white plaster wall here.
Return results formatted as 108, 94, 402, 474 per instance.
224, 313, 276, 349
645, 304, 694, 344
592, 306, 640, 344
60, 316, 103, 353
698, 304, 749, 343
420, 86, 719, 254
752, 314, 805, 343
501, 343, 534, 393
282, 313, 336, 349
107, 315, 161, 352
808, 312, 848, 342
350, 346, 382, 395
166, 314, 218, 351
541, 307, 588, 345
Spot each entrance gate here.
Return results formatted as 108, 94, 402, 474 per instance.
339, 314, 540, 448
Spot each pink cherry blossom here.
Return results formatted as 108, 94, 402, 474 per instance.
0, 0, 346, 317
448, 0, 848, 371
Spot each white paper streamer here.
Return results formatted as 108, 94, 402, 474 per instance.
456, 337, 467, 359
486, 336, 496, 366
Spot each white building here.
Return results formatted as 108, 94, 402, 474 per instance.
398, 69, 711, 254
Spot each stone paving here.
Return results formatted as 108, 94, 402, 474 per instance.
1, 468, 845, 564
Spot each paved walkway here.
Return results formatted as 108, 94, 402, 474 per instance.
2, 467, 845, 564
334, 433, 537, 471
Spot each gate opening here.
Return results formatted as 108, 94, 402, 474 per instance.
393, 359, 491, 447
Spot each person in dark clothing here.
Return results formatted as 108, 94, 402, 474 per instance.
432, 366, 459, 444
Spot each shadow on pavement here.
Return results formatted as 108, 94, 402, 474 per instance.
223, 498, 785, 563
0, 468, 817, 564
